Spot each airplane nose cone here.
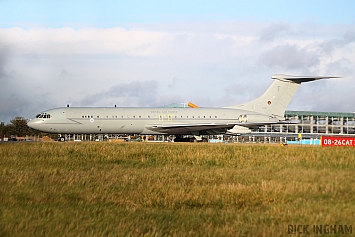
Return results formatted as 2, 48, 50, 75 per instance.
27, 119, 35, 129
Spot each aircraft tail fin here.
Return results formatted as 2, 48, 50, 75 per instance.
227, 74, 339, 119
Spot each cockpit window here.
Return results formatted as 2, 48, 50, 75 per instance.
36, 113, 51, 119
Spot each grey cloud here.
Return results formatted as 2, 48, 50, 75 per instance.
77, 80, 160, 107
258, 44, 320, 70
0, 43, 11, 81
224, 83, 252, 96
0, 93, 30, 116
319, 30, 355, 54
74, 80, 186, 109
294, 87, 355, 113
59, 69, 70, 78
0, 90, 55, 123
2, 23, 355, 124
343, 30, 355, 42
259, 23, 290, 42
325, 58, 354, 76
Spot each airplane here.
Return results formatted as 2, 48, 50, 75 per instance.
27, 74, 338, 142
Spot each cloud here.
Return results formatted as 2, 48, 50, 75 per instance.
74, 80, 186, 109
59, 69, 71, 78
258, 44, 320, 71
0, 22, 355, 123
0, 42, 12, 81
77, 80, 159, 106
259, 23, 290, 42
318, 30, 355, 55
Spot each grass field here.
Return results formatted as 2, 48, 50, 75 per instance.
1, 142, 355, 236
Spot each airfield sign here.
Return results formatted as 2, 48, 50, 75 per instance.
321, 136, 355, 146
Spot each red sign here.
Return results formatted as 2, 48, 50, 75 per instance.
321, 136, 355, 147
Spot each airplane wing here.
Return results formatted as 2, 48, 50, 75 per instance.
146, 123, 234, 134
145, 121, 290, 135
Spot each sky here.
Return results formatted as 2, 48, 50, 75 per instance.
1, 0, 355, 123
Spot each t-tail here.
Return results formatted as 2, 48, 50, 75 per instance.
227, 74, 340, 120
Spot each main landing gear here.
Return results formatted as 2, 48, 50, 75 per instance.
174, 136, 208, 142
58, 136, 65, 142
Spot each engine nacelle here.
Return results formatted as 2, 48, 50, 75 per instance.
226, 125, 251, 135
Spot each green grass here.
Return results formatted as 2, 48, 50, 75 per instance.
1, 142, 355, 236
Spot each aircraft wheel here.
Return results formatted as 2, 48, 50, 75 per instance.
58, 137, 65, 142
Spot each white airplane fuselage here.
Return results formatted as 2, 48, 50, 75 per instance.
28, 107, 271, 135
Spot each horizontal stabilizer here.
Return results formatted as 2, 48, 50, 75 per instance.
271, 74, 341, 84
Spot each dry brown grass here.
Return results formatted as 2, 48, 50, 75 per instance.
0, 142, 355, 236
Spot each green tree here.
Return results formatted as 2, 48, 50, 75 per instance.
9, 117, 29, 136
1, 117, 40, 137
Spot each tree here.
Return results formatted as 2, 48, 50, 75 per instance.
0, 117, 41, 137
10, 117, 30, 136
